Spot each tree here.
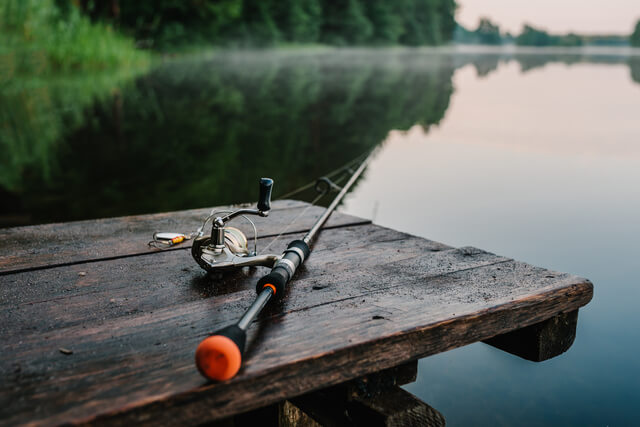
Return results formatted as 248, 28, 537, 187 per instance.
271, 0, 322, 43
475, 17, 501, 45
320, 0, 372, 45
364, 0, 403, 44
557, 33, 583, 47
66, 0, 458, 48
516, 24, 552, 46
399, 0, 443, 46
631, 20, 640, 47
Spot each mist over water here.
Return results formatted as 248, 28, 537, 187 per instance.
2, 48, 639, 425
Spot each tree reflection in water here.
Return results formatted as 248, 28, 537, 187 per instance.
1, 48, 638, 226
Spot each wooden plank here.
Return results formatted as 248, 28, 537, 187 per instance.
0, 225, 451, 336
0, 200, 369, 275
0, 220, 592, 426
280, 401, 320, 427
346, 387, 446, 427
285, 362, 421, 426
484, 309, 579, 361
343, 361, 419, 399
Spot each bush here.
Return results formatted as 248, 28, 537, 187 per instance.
0, 0, 149, 74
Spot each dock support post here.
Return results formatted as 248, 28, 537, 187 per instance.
484, 309, 579, 362
279, 361, 445, 426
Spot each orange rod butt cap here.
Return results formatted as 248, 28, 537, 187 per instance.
195, 335, 242, 381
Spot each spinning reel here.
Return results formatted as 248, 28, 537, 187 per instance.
191, 178, 281, 273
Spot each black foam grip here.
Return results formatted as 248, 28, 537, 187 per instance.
257, 178, 273, 212
214, 324, 247, 355
257, 268, 289, 298
288, 239, 311, 259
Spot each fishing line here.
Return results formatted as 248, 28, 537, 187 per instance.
148, 149, 371, 253
274, 150, 369, 200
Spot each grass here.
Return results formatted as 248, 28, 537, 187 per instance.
0, 0, 149, 77
0, 1, 150, 193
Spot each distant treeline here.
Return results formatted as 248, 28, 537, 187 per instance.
77, 0, 456, 48
456, 18, 639, 47
632, 21, 640, 47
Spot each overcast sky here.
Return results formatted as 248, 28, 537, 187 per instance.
456, 0, 640, 35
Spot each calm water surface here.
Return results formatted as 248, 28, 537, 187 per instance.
343, 53, 640, 426
2, 48, 639, 425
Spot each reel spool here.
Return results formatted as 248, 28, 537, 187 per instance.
191, 178, 281, 273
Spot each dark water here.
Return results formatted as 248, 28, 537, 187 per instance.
2, 47, 639, 425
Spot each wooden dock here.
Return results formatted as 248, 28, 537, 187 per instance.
0, 200, 593, 426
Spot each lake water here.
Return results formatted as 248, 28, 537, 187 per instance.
2, 47, 639, 425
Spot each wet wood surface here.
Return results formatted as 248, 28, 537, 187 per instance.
484, 309, 579, 361
0, 200, 369, 275
0, 202, 593, 426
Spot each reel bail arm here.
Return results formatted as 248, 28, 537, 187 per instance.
191, 178, 279, 272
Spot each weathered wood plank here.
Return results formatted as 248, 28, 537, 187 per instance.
0, 225, 452, 337
484, 309, 579, 361
0, 200, 369, 275
0, 218, 592, 426
346, 387, 446, 427
344, 361, 418, 399
280, 401, 320, 427
285, 361, 421, 426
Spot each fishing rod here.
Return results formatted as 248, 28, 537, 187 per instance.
192, 150, 375, 381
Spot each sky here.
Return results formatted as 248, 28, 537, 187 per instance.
456, 0, 640, 35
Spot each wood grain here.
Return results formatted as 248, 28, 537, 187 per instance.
346, 387, 446, 427
484, 309, 579, 361
0, 200, 369, 275
0, 217, 592, 426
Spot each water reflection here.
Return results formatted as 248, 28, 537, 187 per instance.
1, 48, 639, 227
342, 54, 640, 426
450, 48, 640, 82
1, 50, 454, 226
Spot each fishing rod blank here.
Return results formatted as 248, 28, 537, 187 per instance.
195, 150, 375, 381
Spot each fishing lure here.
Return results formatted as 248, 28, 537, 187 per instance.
149, 232, 190, 247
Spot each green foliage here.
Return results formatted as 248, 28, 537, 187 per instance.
516, 25, 549, 46
582, 35, 629, 46
79, 0, 457, 48
516, 24, 584, 47
454, 19, 504, 45
273, 0, 322, 43
557, 33, 583, 47
453, 23, 478, 44
0, 0, 149, 74
321, 0, 372, 45
364, 0, 404, 44
0, 69, 145, 194
234, 0, 282, 46
475, 18, 501, 45
1, 51, 454, 224
631, 20, 640, 47
399, 0, 445, 46
457, 20, 596, 47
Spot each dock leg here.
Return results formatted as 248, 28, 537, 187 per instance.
484, 309, 579, 362
280, 361, 445, 426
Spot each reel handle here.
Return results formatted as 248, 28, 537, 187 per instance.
257, 178, 273, 212
195, 325, 246, 381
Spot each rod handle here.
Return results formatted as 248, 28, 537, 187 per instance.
195, 325, 246, 381
257, 178, 273, 212
256, 240, 310, 297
